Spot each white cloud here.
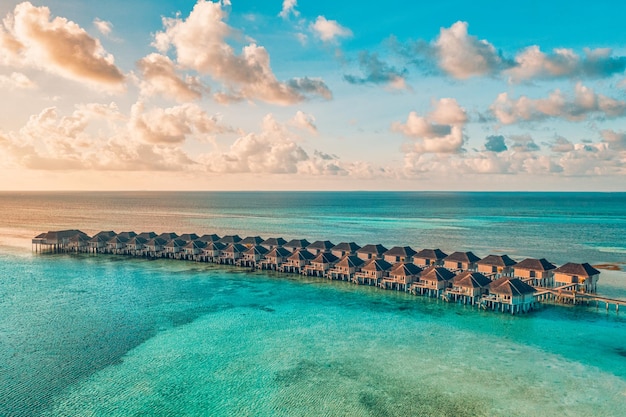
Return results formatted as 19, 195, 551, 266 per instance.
129, 101, 230, 145
93, 18, 112, 36
290, 110, 317, 133
279, 0, 299, 19
0, 2, 125, 91
506, 46, 626, 83
392, 98, 467, 153
137, 53, 204, 102
310, 16, 352, 42
434, 21, 503, 79
0, 71, 35, 90
490, 82, 626, 124
153, 0, 330, 105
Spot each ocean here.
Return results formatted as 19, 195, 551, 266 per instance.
1, 191, 625, 416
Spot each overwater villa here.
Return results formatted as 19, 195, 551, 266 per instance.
218, 235, 242, 245
327, 255, 365, 281
383, 246, 417, 264
411, 266, 455, 297
356, 244, 388, 261
443, 251, 481, 272
239, 245, 268, 267
482, 277, 536, 313
513, 258, 556, 287
240, 236, 265, 248
303, 252, 339, 277
353, 259, 393, 286
307, 240, 335, 255
258, 247, 292, 270
281, 249, 315, 274
381, 262, 422, 291
331, 242, 361, 258
476, 254, 517, 278
261, 237, 287, 250
220, 243, 247, 264
33, 229, 616, 315
201, 241, 226, 263
446, 271, 491, 304
413, 248, 447, 267
284, 239, 311, 252
552, 263, 600, 293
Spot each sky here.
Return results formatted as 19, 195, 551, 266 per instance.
1, 0, 626, 191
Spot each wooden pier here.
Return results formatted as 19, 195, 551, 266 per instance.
32, 229, 625, 315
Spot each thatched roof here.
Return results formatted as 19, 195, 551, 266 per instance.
241, 236, 265, 246
157, 232, 179, 241
445, 251, 480, 263
390, 262, 422, 276
285, 239, 311, 250
361, 259, 393, 272
335, 255, 365, 268
420, 266, 455, 282
244, 245, 268, 256
184, 240, 207, 250
477, 254, 517, 267
117, 231, 137, 240
198, 234, 220, 243
514, 258, 556, 271
357, 244, 388, 256
308, 240, 335, 251
136, 232, 157, 239
218, 235, 242, 244
553, 262, 600, 277
384, 246, 417, 258
489, 277, 536, 296
164, 238, 186, 248
222, 243, 247, 254
178, 233, 199, 242
266, 247, 292, 258
332, 242, 361, 253
204, 241, 226, 251
453, 271, 491, 288
126, 236, 148, 245
145, 237, 168, 247
311, 252, 339, 264
92, 231, 116, 240
288, 249, 315, 261
262, 237, 287, 247
414, 248, 448, 260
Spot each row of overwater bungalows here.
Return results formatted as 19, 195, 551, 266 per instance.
33, 230, 601, 314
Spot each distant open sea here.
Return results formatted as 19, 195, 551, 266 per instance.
1, 191, 625, 416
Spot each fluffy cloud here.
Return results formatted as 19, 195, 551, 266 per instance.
290, 110, 317, 133
0, 71, 35, 90
484, 135, 507, 152
153, 0, 330, 105
310, 16, 352, 42
130, 101, 230, 144
279, 0, 299, 19
343, 52, 407, 89
506, 46, 626, 83
551, 136, 575, 153
137, 53, 204, 102
490, 83, 626, 124
600, 129, 626, 150
509, 134, 540, 152
0, 2, 125, 90
434, 21, 505, 79
392, 98, 467, 153
93, 18, 112, 36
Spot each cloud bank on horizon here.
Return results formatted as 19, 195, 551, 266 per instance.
0, 0, 625, 190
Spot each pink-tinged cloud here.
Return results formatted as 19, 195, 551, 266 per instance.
0, 2, 125, 91
137, 53, 204, 102
153, 0, 330, 105
310, 16, 352, 42
279, 0, 299, 19
491, 82, 626, 124
0, 71, 35, 90
434, 21, 503, 79
392, 98, 467, 153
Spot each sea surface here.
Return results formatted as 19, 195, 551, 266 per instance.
1, 191, 625, 416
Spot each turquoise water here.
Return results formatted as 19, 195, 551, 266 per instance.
1, 192, 626, 416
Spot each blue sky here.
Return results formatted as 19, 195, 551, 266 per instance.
0, 0, 625, 190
